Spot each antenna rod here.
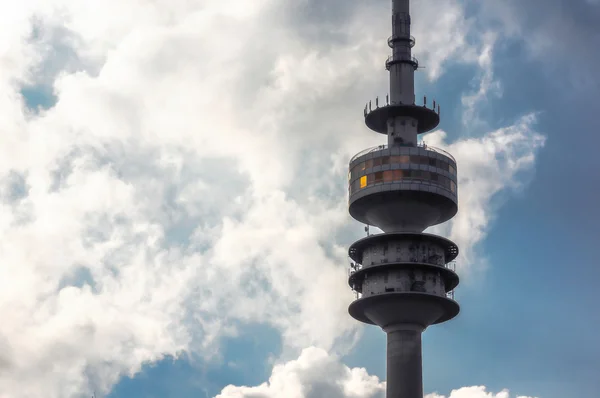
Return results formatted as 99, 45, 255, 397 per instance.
389, 0, 416, 106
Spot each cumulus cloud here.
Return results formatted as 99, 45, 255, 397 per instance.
410, 0, 473, 81
421, 22, 545, 273
426, 386, 536, 398
217, 347, 536, 398
0, 0, 545, 397
424, 114, 546, 273
460, 32, 502, 129
216, 347, 385, 398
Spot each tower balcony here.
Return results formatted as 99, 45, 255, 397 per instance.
388, 35, 416, 48
348, 260, 459, 296
350, 143, 455, 163
346, 232, 460, 327
348, 232, 459, 265
347, 144, 457, 232
386, 54, 419, 71
347, 232, 459, 294
363, 96, 440, 134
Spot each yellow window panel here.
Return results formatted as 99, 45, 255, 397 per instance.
360, 175, 367, 188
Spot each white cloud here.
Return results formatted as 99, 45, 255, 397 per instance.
426, 386, 537, 398
411, 0, 473, 81
460, 32, 503, 129
424, 114, 546, 274
421, 25, 545, 275
0, 0, 545, 397
216, 347, 536, 398
216, 347, 385, 398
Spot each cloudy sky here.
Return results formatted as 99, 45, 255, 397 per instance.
0, 0, 598, 397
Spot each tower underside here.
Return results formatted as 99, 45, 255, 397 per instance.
346, 0, 460, 397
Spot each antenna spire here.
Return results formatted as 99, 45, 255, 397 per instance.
365, 0, 440, 149
388, 0, 416, 106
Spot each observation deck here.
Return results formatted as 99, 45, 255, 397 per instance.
347, 144, 457, 232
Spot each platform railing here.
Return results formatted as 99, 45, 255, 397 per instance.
350, 143, 456, 163
350, 145, 387, 162
385, 55, 419, 70
349, 262, 458, 301
349, 259, 457, 276
388, 35, 415, 48
363, 95, 441, 117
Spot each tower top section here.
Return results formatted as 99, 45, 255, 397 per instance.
388, 0, 416, 106
361, 0, 440, 148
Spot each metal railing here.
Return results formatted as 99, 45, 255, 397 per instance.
387, 35, 416, 48
351, 289, 454, 301
423, 145, 456, 163
363, 94, 441, 117
350, 145, 387, 162
349, 262, 458, 301
350, 143, 456, 163
446, 261, 456, 272
386, 55, 419, 70
349, 259, 456, 275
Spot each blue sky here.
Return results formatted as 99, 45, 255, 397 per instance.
2, 0, 599, 397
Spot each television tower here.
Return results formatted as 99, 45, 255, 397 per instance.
347, 0, 460, 397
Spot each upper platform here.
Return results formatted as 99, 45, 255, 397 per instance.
364, 102, 440, 134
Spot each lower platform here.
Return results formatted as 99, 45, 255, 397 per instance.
348, 292, 459, 329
